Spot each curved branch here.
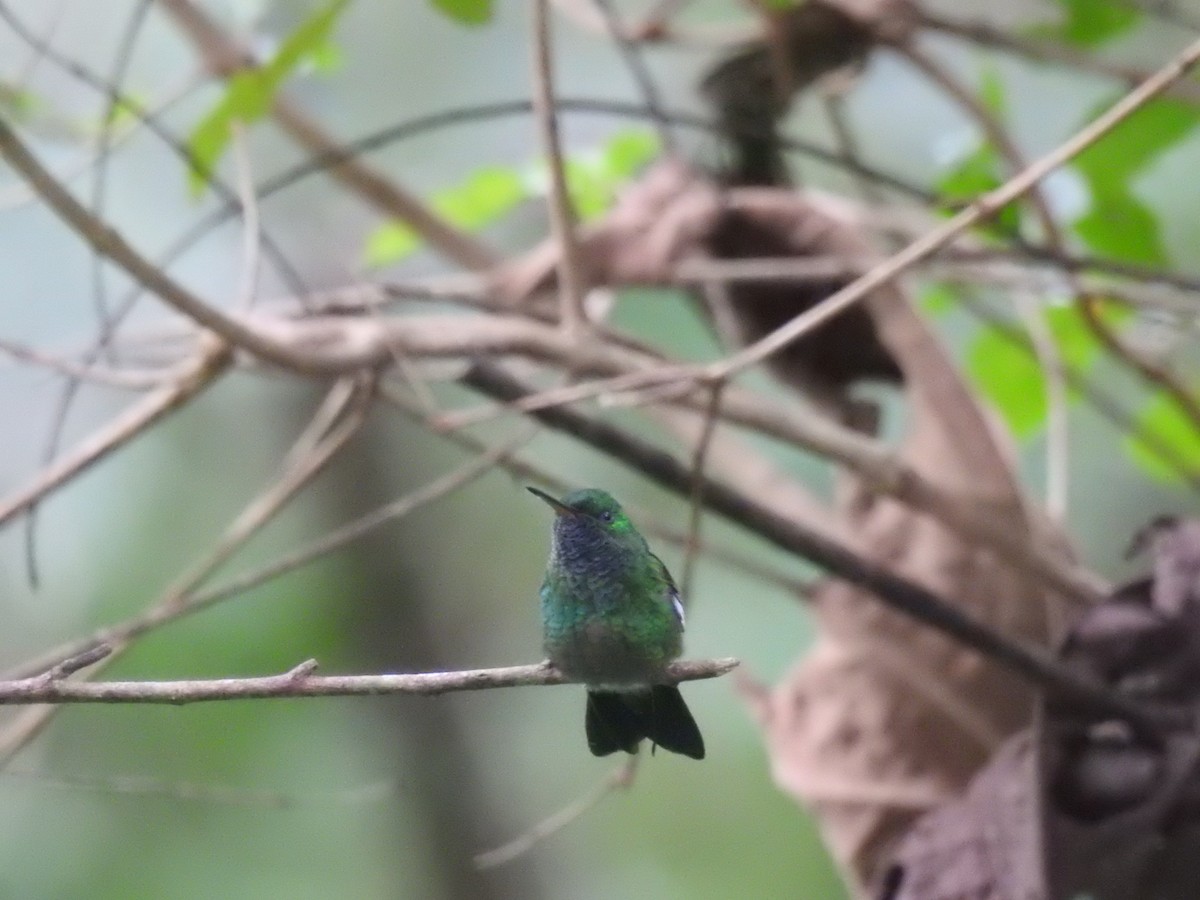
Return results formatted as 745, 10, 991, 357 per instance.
0, 117, 345, 375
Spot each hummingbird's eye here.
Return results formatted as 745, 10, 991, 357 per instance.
599, 510, 614, 524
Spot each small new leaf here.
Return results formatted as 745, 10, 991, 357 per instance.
1072, 97, 1200, 264
186, 0, 350, 196
967, 306, 1117, 440
919, 284, 959, 318
1031, 0, 1141, 47
1126, 390, 1200, 484
363, 166, 527, 267
0, 83, 40, 121
602, 130, 659, 179
936, 68, 1019, 237
431, 0, 493, 25
361, 130, 657, 266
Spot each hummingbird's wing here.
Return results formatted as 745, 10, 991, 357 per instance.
651, 553, 686, 629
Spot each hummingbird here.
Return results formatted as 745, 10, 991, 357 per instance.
528, 486, 705, 760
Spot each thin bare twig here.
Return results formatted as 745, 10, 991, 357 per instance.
230, 122, 263, 310
680, 383, 724, 600
919, 9, 1200, 106
475, 753, 640, 869
0, 340, 231, 528
589, 0, 677, 154
34, 644, 113, 682
88, 0, 152, 332
0, 117, 336, 374
2, 769, 392, 808
955, 292, 1200, 492
899, 43, 1073, 520
1081, 291, 1200, 432
0, 338, 184, 389
530, 0, 588, 335
822, 89, 886, 207
550, 0, 753, 45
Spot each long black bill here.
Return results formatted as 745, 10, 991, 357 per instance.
527, 486, 574, 516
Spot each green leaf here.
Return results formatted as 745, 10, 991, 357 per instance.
977, 67, 1008, 118
1071, 97, 1200, 264
307, 40, 344, 74
937, 142, 1021, 237
361, 130, 657, 266
1074, 97, 1200, 184
1074, 194, 1165, 265
602, 130, 660, 179
934, 68, 1022, 236
966, 306, 1114, 439
363, 222, 421, 268
1126, 390, 1200, 483
1036, 0, 1141, 47
363, 166, 528, 267
970, 328, 1050, 439
186, 0, 350, 196
564, 130, 660, 221
431, 0, 493, 25
919, 284, 959, 317
435, 166, 526, 228
0, 83, 40, 120
563, 158, 611, 221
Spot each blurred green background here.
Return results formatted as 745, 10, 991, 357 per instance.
0, 1, 1197, 898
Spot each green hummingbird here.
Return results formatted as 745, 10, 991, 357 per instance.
528, 486, 705, 760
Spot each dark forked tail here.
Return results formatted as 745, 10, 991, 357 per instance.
585, 686, 705, 760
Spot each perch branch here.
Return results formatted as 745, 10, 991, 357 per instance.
0, 382, 370, 763
0, 658, 740, 705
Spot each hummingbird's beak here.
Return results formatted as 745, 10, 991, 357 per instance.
527, 486, 574, 516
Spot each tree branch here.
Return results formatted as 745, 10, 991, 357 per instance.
0, 658, 739, 705
0, 116, 348, 375
0, 340, 231, 528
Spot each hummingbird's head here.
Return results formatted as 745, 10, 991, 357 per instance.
527, 487, 643, 564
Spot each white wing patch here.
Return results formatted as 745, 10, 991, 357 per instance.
670, 587, 686, 628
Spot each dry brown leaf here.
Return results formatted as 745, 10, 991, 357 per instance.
491, 161, 1080, 894
883, 528, 1200, 899
877, 733, 1043, 900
